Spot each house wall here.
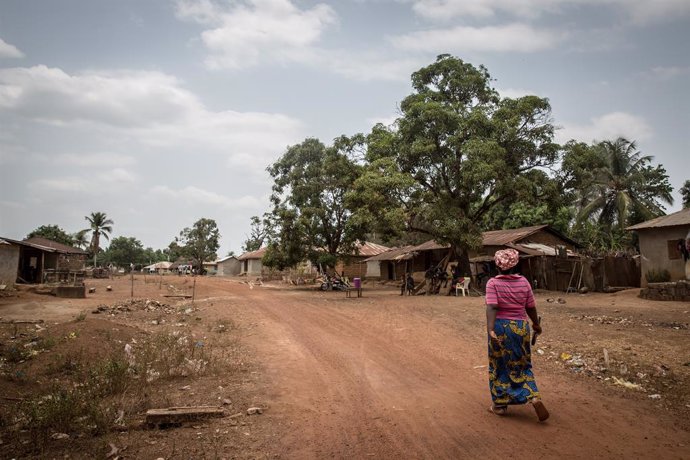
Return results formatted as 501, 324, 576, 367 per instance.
57, 254, 86, 271
217, 258, 241, 276
366, 261, 381, 278
637, 226, 690, 287
244, 258, 263, 276
335, 257, 367, 280
0, 244, 20, 286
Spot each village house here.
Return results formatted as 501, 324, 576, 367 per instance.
0, 236, 88, 286
238, 247, 267, 276
627, 207, 690, 287
374, 223, 643, 293
335, 242, 390, 280
215, 255, 241, 276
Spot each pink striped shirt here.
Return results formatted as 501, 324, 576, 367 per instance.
485, 274, 535, 320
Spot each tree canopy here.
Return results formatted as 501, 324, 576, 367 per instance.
101, 236, 145, 268
174, 218, 220, 272
265, 136, 366, 269
563, 137, 673, 250
349, 54, 560, 269
26, 225, 75, 247
680, 180, 690, 208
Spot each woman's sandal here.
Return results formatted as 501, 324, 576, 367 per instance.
488, 405, 508, 416
531, 400, 550, 422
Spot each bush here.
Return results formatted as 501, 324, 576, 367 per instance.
646, 268, 671, 283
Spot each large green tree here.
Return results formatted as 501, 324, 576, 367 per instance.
26, 224, 75, 246
266, 136, 366, 269
350, 55, 560, 271
564, 137, 673, 232
84, 211, 114, 266
101, 236, 145, 268
175, 218, 220, 272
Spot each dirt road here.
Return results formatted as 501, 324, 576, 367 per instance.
1, 277, 688, 459
217, 283, 689, 459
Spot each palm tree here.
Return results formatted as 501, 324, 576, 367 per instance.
84, 212, 114, 266
72, 229, 90, 250
577, 137, 673, 232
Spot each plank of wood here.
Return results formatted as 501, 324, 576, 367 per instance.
162, 294, 193, 298
146, 406, 225, 427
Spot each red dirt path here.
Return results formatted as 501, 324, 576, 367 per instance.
1, 276, 688, 459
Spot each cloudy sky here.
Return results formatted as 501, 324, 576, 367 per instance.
1, 0, 688, 257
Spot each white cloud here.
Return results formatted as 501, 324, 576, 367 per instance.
98, 168, 137, 183
176, 0, 336, 69
0, 65, 304, 176
497, 87, 540, 99
646, 65, 690, 81
151, 185, 262, 209
0, 66, 201, 127
390, 23, 562, 53
30, 178, 90, 193
53, 153, 137, 167
556, 112, 653, 144
0, 38, 24, 58
408, 0, 690, 23
367, 114, 399, 127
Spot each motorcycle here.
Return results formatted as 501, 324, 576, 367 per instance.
320, 274, 350, 291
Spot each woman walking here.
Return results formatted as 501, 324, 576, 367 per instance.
485, 249, 549, 421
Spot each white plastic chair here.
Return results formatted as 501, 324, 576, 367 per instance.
456, 277, 470, 297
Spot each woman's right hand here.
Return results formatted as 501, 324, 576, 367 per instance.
489, 330, 501, 342
532, 323, 542, 334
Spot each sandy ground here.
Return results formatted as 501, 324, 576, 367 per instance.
1, 275, 689, 459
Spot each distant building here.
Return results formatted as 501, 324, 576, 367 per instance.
335, 241, 390, 280
216, 255, 241, 276
627, 208, 690, 286
238, 247, 267, 276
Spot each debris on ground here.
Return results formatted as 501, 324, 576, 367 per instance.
146, 406, 225, 428
612, 376, 644, 391
91, 298, 195, 315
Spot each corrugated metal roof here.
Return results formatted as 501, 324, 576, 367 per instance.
411, 240, 450, 251
238, 247, 267, 260
626, 207, 690, 230
482, 225, 548, 246
353, 241, 391, 257
364, 245, 416, 262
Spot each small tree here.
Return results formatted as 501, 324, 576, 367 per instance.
176, 218, 220, 273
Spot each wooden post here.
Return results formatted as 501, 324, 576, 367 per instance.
130, 271, 134, 298
192, 275, 196, 304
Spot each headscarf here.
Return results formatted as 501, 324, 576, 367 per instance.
494, 248, 519, 271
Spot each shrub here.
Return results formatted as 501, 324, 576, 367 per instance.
645, 268, 671, 283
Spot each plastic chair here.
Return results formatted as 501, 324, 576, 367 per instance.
456, 277, 470, 297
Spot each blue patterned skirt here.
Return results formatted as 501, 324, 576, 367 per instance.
488, 319, 540, 405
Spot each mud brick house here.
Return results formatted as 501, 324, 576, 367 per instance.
0, 236, 87, 286
215, 255, 241, 276
335, 242, 390, 280
627, 207, 690, 288
238, 247, 267, 276
365, 225, 584, 290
